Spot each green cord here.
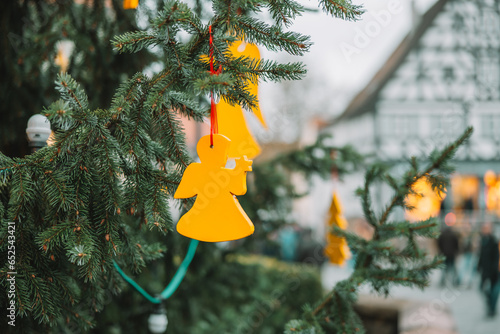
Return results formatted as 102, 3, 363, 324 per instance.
113, 239, 199, 304
113, 261, 162, 304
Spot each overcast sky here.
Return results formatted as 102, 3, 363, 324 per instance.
258, 0, 438, 122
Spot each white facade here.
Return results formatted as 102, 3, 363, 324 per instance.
324, 0, 500, 219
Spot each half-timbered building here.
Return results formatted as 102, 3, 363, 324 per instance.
324, 0, 500, 224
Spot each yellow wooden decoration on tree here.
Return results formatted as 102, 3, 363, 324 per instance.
218, 40, 266, 159
123, 0, 139, 9
229, 41, 267, 128
217, 99, 261, 159
174, 134, 254, 242
324, 192, 351, 266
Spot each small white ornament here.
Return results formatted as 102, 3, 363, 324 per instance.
148, 305, 168, 333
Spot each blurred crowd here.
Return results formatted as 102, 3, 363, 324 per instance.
437, 222, 500, 318
260, 224, 327, 266
260, 216, 500, 320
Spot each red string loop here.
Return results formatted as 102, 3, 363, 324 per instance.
209, 25, 218, 147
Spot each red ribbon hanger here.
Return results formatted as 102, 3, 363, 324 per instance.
208, 25, 221, 147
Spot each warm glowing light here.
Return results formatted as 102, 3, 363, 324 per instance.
484, 170, 497, 187
485, 178, 500, 214
405, 178, 446, 221
54, 49, 69, 73
444, 212, 456, 226
452, 176, 479, 199
450, 175, 479, 213
482, 171, 500, 215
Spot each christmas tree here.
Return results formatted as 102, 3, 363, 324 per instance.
285, 128, 472, 333
0, 0, 157, 158
0, 0, 472, 333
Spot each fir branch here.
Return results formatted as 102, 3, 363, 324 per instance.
168, 91, 207, 121
149, 73, 183, 109
111, 73, 148, 112
356, 165, 385, 227
221, 56, 307, 83
312, 291, 333, 316
55, 73, 89, 113
318, 0, 365, 21
379, 127, 472, 226
254, 60, 306, 81
112, 31, 156, 54
266, 0, 305, 28
234, 16, 311, 56
41, 170, 73, 214
1, 0, 384, 330
303, 128, 473, 329
160, 106, 191, 168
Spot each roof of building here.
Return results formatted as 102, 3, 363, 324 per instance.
329, 0, 450, 125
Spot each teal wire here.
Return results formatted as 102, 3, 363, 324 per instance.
113, 239, 199, 304
159, 238, 199, 299
113, 261, 162, 304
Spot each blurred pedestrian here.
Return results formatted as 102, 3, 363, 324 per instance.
458, 223, 478, 288
437, 226, 460, 287
279, 224, 299, 262
297, 228, 325, 266
477, 222, 500, 317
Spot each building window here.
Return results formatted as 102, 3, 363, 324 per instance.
443, 67, 455, 81
431, 113, 465, 140
452, 12, 465, 31
382, 115, 418, 138
477, 56, 500, 99
481, 114, 500, 139
479, 57, 500, 85
482, 10, 500, 36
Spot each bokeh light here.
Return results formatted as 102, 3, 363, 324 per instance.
405, 178, 446, 222
484, 170, 496, 186
444, 212, 456, 226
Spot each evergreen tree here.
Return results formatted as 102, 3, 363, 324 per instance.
285, 128, 473, 333
2, 0, 473, 333
1, 0, 365, 332
0, 0, 157, 158
92, 136, 360, 334
240, 134, 363, 249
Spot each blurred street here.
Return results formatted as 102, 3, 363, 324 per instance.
322, 255, 500, 334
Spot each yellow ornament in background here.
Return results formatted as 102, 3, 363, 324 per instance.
228, 41, 267, 128
123, 0, 139, 9
174, 134, 254, 242
218, 40, 266, 159
324, 192, 351, 266
54, 49, 69, 73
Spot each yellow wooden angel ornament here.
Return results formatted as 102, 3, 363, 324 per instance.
229, 41, 267, 128
218, 40, 266, 159
174, 134, 254, 242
